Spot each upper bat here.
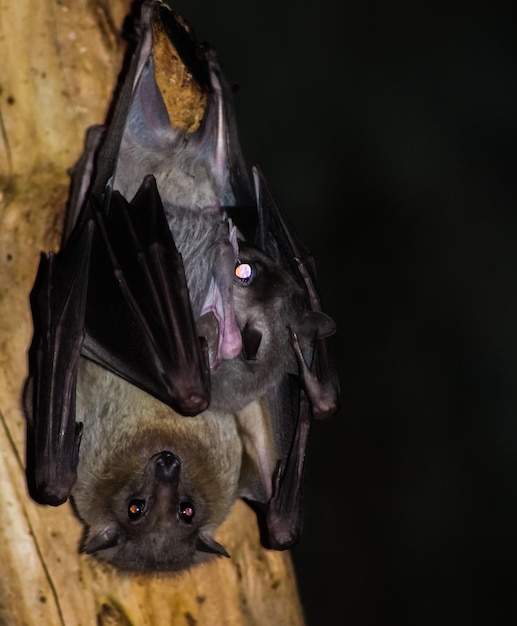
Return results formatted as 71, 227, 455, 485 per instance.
25, 0, 340, 567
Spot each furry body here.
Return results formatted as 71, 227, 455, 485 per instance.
72, 359, 243, 572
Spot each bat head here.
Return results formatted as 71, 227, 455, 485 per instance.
76, 449, 230, 572
208, 243, 334, 413
72, 363, 242, 573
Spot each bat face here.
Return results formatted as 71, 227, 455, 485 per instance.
72, 360, 241, 572
209, 243, 334, 414
80, 450, 222, 572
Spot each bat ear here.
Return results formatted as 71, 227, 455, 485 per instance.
299, 310, 336, 340
196, 532, 230, 559
83, 524, 119, 554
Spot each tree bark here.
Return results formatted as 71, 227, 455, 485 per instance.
0, 1, 305, 623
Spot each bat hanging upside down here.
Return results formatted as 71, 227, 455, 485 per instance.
24, 0, 340, 573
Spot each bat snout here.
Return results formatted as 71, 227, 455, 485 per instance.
153, 451, 180, 483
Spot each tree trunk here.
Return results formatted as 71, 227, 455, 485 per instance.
0, 1, 305, 623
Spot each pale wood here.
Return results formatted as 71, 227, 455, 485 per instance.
0, 1, 305, 624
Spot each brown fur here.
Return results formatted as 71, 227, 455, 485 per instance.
72, 359, 243, 572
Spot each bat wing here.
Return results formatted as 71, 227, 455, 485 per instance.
26, 223, 93, 505
82, 175, 210, 414
236, 168, 340, 550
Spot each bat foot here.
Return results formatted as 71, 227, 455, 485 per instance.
177, 392, 209, 416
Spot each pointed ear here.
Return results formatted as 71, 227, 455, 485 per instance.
84, 524, 119, 554
298, 311, 336, 340
196, 532, 230, 558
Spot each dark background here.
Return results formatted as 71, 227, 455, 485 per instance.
168, 2, 517, 624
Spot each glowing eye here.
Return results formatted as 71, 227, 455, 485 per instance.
234, 262, 253, 283
179, 501, 195, 524
128, 499, 147, 521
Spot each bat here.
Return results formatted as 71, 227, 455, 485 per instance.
25, 0, 340, 572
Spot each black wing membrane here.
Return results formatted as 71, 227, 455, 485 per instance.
27, 223, 93, 505
82, 176, 210, 415
266, 387, 311, 550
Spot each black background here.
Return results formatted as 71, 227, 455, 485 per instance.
167, 2, 517, 624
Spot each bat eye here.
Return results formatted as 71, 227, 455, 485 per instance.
179, 501, 195, 524
128, 498, 147, 521
234, 262, 254, 284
